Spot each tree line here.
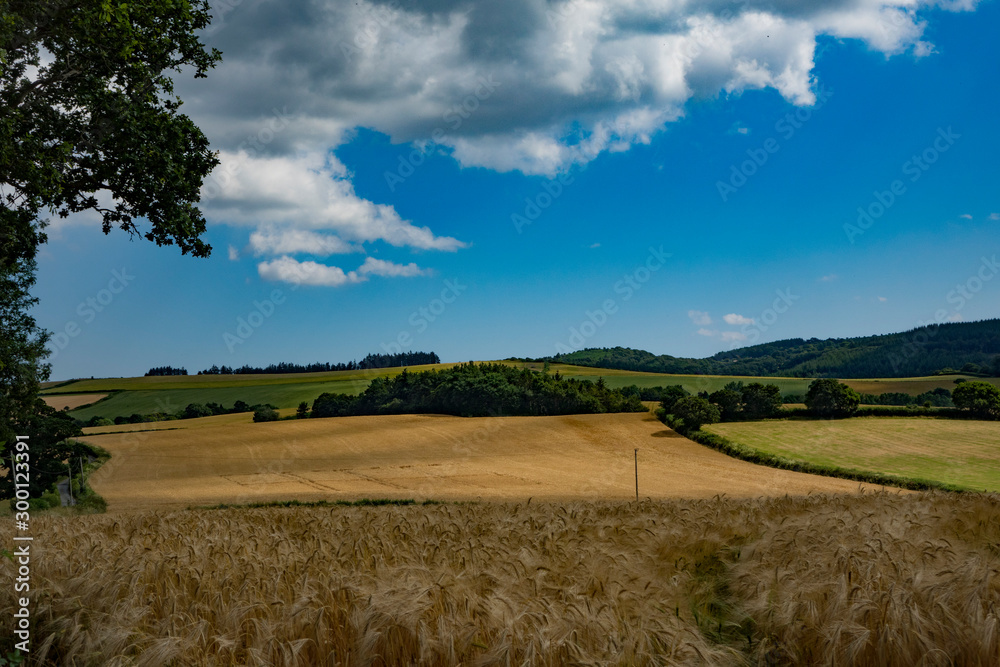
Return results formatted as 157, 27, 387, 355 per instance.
661, 379, 1000, 431
193, 352, 441, 376
306, 363, 646, 419
81, 399, 277, 427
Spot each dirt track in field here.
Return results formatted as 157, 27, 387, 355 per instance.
83, 410, 887, 511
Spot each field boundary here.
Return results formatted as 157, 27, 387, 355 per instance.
658, 411, 966, 492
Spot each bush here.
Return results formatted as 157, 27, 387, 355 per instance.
252, 406, 279, 423
659, 385, 690, 413
85, 416, 113, 428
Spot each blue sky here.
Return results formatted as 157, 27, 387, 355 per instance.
35, 0, 999, 380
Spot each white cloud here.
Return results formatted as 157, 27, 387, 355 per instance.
960, 213, 973, 219
877, 296, 888, 302
946, 312, 963, 322
819, 274, 838, 282
227, 245, 239, 261
723, 313, 755, 326
721, 331, 748, 342
990, 213, 1000, 221
257, 255, 430, 286
258, 256, 363, 287
357, 256, 430, 278
688, 310, 712, 326
203, 151, 467, 252
249, 228, 360, 256
697, 328, 717, 337
589, 242, 601, 249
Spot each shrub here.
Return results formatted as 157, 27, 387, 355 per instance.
671, 396, 720, 431
805, 378, 860, 418
252, 406, 279, 423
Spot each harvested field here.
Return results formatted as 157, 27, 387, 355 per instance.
2, 493, 998, 665
82, 411, 879, 511
40, 393, 108, 411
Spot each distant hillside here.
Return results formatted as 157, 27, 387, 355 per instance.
551, 320, 1000, 378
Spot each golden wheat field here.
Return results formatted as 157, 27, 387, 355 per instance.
3, 493, 999, 665
81, 411, 880, 511
40, 393, 108, 411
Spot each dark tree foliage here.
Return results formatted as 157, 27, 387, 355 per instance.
805, 379, 861, 418
669, 396, 721, 431
658, 385, 690, 413
145, 366, 188, 376
553, 319, 1000, 378
197, 352, 441, 375
708, 389, 742, 421
310, 363, 646, 419
740, 383, 783, 420
952, 381, 1000, 419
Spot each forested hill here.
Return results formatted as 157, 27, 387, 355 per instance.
552, 319, 1000, 378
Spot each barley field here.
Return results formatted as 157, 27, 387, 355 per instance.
2, 492, 998, 665
39, 392, 108, 411
705, 417, 1000, 491
81, 411, 877, 511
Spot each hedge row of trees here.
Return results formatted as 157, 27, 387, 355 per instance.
309, 363, 647, 419
662, 378, 1000, 429
196, 352, 440, 376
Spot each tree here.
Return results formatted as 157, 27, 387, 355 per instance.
741, 383, 783, 420
659, 385, 690, 413
295, 401, 309, 419
671, 396, 720, 431
952, 381, 1000, 419
1, 1, 220, 500
805, 379, 860, 418
708, 389, 742, 421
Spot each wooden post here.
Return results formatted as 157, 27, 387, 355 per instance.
66, 461, 74, 505
79, 457, 86, 494
634, 448, 639, 502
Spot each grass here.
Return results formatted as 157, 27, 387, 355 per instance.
705, 417, 1000, 492
1, 493, 998, 665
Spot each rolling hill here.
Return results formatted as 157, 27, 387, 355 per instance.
551, 319, 1000, 378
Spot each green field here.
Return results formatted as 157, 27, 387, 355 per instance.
55, 361, 994, 421
704, 417, 1000, 492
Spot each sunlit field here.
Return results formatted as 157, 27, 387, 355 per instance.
3, 493, 998, 665
705, 417, 1000, 491
80, 410, 876, 512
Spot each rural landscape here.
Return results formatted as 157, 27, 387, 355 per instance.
4, 0, 1000, 665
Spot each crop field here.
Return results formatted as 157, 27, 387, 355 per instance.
705, 417, 1000, 491
2, 492, 998, 665
55, 362, 994, 421
80, 410, 877, 511
40, 392, 108, 411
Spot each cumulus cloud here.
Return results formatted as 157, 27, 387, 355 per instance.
170, 0, 979, 280
688, 310, 713, 326
697, 328, 716, 337
723, 313, 755, 326
721, 331, 748, 342
203, 151, 467, 252
227, 245, 240, 261
257, 255, 430, 286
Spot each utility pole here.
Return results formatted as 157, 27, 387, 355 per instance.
634, 448, 639, 502
79, 457, 86, 494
